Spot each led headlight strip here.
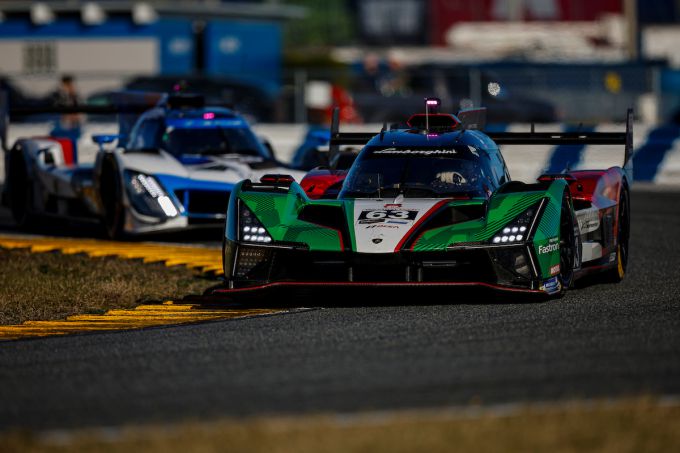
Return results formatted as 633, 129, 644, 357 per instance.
492, 225, 527, 244
491, 202, 540, 245
239, 201, 272, 244
128, 172, 178, 218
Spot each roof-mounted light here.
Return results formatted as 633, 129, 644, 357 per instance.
425, 97, 441, 114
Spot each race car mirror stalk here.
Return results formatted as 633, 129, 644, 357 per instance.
92, 134, 120, 152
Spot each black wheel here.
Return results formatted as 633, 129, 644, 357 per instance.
99, 157, 126, 239
7, 150, 36, 228
557, 190, 577, 296
604, 186, 630, 282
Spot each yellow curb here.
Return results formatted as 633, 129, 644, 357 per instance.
0, 235, 268, 340
0, 234, 223, 275
0, 301, 284, 341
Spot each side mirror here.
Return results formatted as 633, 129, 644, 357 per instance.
92, 134, 119, 152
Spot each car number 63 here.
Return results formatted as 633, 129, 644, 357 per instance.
360, 209, 417, 220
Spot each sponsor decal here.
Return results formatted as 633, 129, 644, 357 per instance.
372, 238, 383, 244
365, 224, 399, 229
387, 220, 409, 224
550, 264, 560, 276
358, 209, 418, 224
384, 204, 402, 209
540, 276, 561, 295
579, 219, 600, 231
609, 252, 616, 262
538, 242, 560, 254
373, 148, 457, 156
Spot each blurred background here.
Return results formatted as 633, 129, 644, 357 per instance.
1, 0, 680, 181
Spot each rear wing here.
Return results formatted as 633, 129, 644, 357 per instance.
328, 107, 375, 161
0, 90, 163, 152
328, 106, 633, 177
487, 108, 634, 169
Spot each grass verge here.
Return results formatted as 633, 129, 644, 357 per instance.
0, 248, 217, 325
2, 398, 679, 453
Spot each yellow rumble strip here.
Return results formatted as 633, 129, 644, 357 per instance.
0, 234, 223, 274
0, 301, 284, 341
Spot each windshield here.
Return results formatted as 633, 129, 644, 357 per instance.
161, 127, 267, 157
127, 115, 270, 158
339, 145, 496, 199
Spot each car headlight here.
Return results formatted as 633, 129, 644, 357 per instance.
239, 201, 272, 244
125, 171, 178, 218
491, 202, 540, 244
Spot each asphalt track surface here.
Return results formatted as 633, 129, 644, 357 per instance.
0, 189, 679, 430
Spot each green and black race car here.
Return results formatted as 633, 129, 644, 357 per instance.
216, 100, 632, 297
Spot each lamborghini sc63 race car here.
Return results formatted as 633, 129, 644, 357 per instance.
1, 92, 304, 237
218, 99, 632, 297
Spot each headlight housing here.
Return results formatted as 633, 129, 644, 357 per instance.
238, 201, 272, 244
491, 202, 540, 244
125, 171, 178, 218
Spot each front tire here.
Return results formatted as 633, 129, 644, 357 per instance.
7, 150, 36, 229
556, 190, 577, 296
99, 157, 126, 239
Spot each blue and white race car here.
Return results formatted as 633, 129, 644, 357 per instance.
1, 93, 304, 237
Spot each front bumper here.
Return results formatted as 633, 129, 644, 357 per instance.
223, 239, 544, 293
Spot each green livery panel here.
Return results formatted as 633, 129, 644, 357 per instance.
237, 183, 346, 252
228, 179, 569, 280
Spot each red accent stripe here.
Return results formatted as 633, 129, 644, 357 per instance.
394, 199, 451, 252
36, 136, 75, 165
213, 281, 542, 295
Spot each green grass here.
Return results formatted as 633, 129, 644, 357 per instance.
0, 248, 218, 325
2, 398, 679, 453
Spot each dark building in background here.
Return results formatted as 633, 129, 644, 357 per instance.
348, 0, 428, 45
347, 0, 679, 47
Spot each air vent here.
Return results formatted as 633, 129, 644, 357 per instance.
298, 205, 346, 232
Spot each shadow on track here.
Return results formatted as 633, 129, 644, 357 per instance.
186, 283, 552, 309
0, 204, 224, 245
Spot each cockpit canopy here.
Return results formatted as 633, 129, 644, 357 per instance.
339, 144, 500, 199
126, 108, 270, 159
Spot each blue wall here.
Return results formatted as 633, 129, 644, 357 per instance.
0, 18, 195, 74
0, 17, 282, 92
204, 21, 281, 96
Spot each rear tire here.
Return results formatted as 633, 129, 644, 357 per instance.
99, 157, 126, 240
604, 186, 630, 283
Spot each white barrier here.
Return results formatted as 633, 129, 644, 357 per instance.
2, 122, 678, 186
